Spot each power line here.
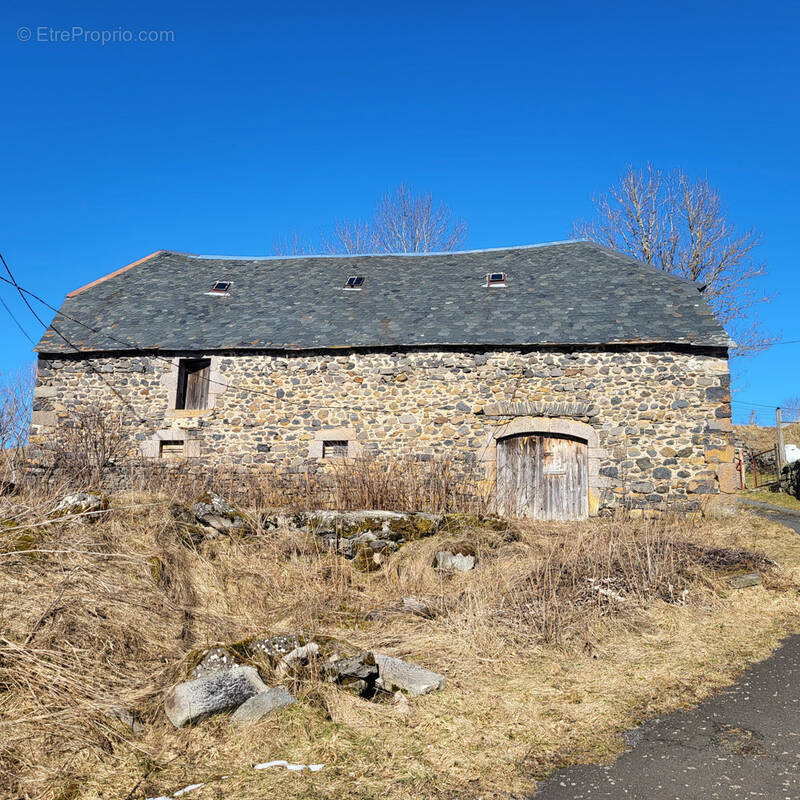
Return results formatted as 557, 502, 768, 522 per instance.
0, 257, 791, 418
0, 252, 52, 330
0, 287, 35, 344
0, 260, 394, 416
731, 400, 778, 410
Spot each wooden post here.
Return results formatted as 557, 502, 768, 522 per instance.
776, 407, 785, 486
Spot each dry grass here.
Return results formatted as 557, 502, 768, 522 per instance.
736, 422, 800, 453
1, 488, 799, 800
741, 489, 800, 512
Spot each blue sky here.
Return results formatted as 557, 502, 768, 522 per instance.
0, 0, 797, 424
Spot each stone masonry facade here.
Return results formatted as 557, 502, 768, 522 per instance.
29, 346, 736, 514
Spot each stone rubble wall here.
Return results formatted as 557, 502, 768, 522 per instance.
29, 347, 735, 513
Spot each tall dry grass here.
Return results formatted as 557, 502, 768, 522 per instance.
1, 480, 797, 800
32, 454, 492, 516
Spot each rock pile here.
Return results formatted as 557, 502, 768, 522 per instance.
165, 632, 446, 727
170, 492, 251, 542
165, 666, 267, 727
262, 509, 471, 570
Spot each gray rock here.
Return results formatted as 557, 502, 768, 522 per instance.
106, 705, 144, 735
369, 539, 396, 552
191, 493, 248, 534
164, 665, 267, 727
230, 687, 295, 724
374, 654, 446, 696
435, 551, 475, 571
52, 491, 107, 518
729, 572, 762, 589
323, 650, 378, 696
247, 633, 304, 662
276, 643, 320, 676
258, 511, 442, 561
191, 647, 239, 679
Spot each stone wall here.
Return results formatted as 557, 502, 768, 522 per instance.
29, 346, 735, 513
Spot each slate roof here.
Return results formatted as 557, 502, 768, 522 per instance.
35, 241, 731, 354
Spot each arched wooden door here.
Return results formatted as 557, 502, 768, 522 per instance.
496, 433, 588, 520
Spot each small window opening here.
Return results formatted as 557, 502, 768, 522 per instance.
485, 272, 507, 288
208, 281, 231, 295
176, 358, 211, 410
343, 275, 365, 291
160, 440, 185, 460
322, 440, 349, 458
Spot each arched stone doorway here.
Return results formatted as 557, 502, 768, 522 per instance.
482, 417, 599, 520
496, 432, 588, 520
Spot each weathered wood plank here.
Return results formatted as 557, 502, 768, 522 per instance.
497, 433, 588, 520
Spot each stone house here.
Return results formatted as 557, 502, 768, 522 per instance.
30, 241, 736, 519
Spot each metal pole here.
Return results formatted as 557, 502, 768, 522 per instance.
776, 408, 785, 486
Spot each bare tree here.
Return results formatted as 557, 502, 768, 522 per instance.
322, 218, 377, 255
0, 364, 35, 487
782, 396, 800, 423
573, 165, 772, 355
49, 405, 128, 487
370, 184, 467, 253
272, 231, 317, 257
274, 184, 467, 256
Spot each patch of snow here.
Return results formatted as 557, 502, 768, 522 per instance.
173, 784, 205, 797
145, 782, 205, 800
146, 760, 323, 799
254, 760, 324, 772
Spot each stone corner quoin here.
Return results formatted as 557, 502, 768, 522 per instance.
29, 345, 735, 515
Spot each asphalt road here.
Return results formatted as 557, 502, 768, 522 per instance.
532, 634, 800, 799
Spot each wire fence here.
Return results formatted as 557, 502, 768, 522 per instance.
736, 446, 782, 489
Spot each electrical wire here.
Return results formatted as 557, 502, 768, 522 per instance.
0, 259, 397, 415
0, 288, 35, 344
0, 256, 790, 416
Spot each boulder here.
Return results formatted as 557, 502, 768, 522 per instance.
51, 491, 108, 519
212, 633, 381, 697
435, 551, 475, 571
276, 643, 320, 677
246, 633, 305, 663
323, 650, 379, 696
230, 687, 295, 724
190, 647, 240, 679
170, 493, 251, 542
374, 654, 446, 696
353, 544, 386, 572
729, 572, 762, 589
164, 665, 267, 727
191, 493, 249, 535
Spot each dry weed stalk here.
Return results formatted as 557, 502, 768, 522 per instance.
0, 483, 791, 800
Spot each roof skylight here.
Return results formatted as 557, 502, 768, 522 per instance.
485, 272, 507, 288
343, 275, 365, 291
207, 281, 231, 295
